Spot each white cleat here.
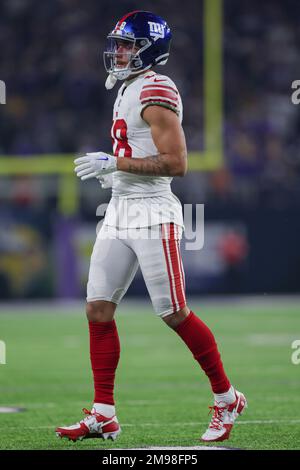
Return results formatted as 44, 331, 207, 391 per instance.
201, 389, 247, 442
55, 408, 121, 442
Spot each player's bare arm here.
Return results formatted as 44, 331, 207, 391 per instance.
117, 105, 187, 177
74, 105, 188, 180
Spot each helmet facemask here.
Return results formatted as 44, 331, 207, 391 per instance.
104, 36, 152, 81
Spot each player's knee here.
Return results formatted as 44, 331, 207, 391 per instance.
162, 305, 190, 329
86, 300, 116, 322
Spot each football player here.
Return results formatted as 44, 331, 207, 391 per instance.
56, 10, 247, 443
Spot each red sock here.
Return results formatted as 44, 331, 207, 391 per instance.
174, 311, 230, 393
89, 320, 120, 405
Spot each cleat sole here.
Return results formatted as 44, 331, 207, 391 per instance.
56, 432, 82, 442
55, 421, 121, 443
56, 430, 121, 442
103, 430, 121, 441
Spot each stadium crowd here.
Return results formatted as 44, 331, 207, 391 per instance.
0, 0, 299, 206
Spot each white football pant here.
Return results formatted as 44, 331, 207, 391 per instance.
87, 223, 186, 317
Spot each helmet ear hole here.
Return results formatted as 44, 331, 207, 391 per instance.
132, 58, 142, 68
138, 39, 147, 47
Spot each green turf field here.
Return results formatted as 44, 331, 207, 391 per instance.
0, 300, 300, 450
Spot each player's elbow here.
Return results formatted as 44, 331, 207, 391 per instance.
173, 167, 186, 177
178, 162, 188, 177
172, 154, 187, 177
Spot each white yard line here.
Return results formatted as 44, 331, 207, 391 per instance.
1, 400, 172, 408
247, 333, 298, 346
1, 419, 300, 430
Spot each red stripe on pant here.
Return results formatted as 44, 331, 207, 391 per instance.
162, 224, 176, 312
170, 224, 185, 306
166, 223, 186, 311
174, 225, 185, 291
177, 240, 186, 290
89, 320, 120, 405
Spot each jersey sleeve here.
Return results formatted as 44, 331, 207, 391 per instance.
139, 75, 181, 116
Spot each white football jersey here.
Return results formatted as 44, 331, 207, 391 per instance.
104, 70, 184, 228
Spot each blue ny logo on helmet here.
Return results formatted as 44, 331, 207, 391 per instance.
104, 11, 172, 81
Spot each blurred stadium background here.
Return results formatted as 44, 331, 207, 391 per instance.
0, 0, 300, 450
1, 0, 300, 300
0, 0, 300, 300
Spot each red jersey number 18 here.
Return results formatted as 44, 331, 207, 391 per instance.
111, 119, 132, 158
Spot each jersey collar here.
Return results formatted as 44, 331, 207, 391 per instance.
125, 70, 156, 86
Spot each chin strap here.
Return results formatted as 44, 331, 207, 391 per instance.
105, 73, 117, 90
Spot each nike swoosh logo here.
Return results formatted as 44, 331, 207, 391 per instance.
96, 157, 109, 161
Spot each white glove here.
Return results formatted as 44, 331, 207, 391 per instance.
97, 173, 113, 189
74, 152, 118, 180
